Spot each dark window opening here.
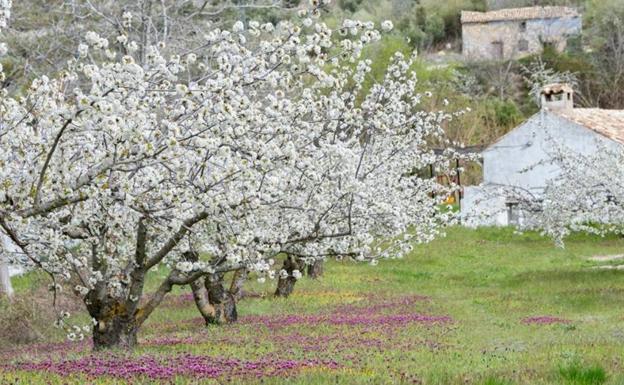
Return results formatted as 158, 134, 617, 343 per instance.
491, 41, 503, 58
545, 93, 564, 102
506, 202, 519, 225
520, 21, 527, 32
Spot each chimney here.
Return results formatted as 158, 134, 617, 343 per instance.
540, 83, 574, 110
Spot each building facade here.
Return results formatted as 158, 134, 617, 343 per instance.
461, 7, 582, 60
462, 85, 624, 226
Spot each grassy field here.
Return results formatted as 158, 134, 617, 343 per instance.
2, 226, 624, 384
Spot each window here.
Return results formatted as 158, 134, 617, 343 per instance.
506, 202, 520, 225
491, 41, 503, 58
518, 39, 529, 51
545, 92, 564, 102
520, 21, 527, 32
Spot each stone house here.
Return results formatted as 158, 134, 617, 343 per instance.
461, 6, 582, 60
462, 84, 624, 226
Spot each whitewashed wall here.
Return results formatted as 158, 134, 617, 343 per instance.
463, 110, 620, 226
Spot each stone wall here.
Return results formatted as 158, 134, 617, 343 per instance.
462, 16, 581, 60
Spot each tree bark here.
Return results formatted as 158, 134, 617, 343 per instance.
307, 259, 324, 279
190, 274, 238, 325
275, 255, 304, 298
0, 261, 13, 298
183, 251, 236, 325
0, 233, 15, 298
190, 267, 248, 325
205, 273, 237, 324
190, 276, 217, 325
91, 302, 138, 350
229, 267, 248, 301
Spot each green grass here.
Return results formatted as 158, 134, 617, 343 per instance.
2, 226, 624, 384
559, 361, 607, 385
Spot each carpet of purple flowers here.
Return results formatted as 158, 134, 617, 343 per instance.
0, 293, 453, 383
3, 228, 624, 384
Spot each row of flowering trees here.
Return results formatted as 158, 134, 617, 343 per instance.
0, 0, 466, 349
2, 0, 620, 353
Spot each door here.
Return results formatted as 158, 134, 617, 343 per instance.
491, 41, 503, 59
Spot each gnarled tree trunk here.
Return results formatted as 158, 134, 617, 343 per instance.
90, 302, 138, 350
191, 267, 247, 325
190, 277, 216, 324
275, 255, 305, 298
190, 272, 239, 325
229, 267, 248, 301
307, 259, 324, 279
206, 273, 237, 324
185, 250, 239, 325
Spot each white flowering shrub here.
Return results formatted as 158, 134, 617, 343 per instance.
0, 0, 9, 60
522, 59, 578, 106
0, 1, 459, 349
469, 136, 624, 247
521, 142, 624, 246
0, 0, 10, 30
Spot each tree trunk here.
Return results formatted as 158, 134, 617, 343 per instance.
205, 273, 237, 324
307, 259, 324, 279
184, 250, 237, 325
190, 274, 238, 325
191, 268, 247, 325
91, 303, 138, 350
190, 276, 217, 325
0, 234, 15, 298
0, 261, 13, 298
229, 267, 248, 301
275, 255, 304, 298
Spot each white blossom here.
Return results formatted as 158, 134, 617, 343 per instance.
381, 20, 394, 32
0, 10, 460, 335
232, 21, 244, 33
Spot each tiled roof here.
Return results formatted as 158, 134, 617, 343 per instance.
554, 108, 624, 145
461, 6, 579, 24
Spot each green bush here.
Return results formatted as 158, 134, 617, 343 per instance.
483, 98, 523, 128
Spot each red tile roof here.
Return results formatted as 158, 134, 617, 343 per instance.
554, 108, 624, 145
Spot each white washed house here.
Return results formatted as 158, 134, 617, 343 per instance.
463, 84, 624, 226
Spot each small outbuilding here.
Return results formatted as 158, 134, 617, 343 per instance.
461, 6, 582, 60
463, 84, 624, 226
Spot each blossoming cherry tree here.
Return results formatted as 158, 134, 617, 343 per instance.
0, 1, 459, 349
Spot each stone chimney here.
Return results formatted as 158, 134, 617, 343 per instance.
540, 83, 574, 110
